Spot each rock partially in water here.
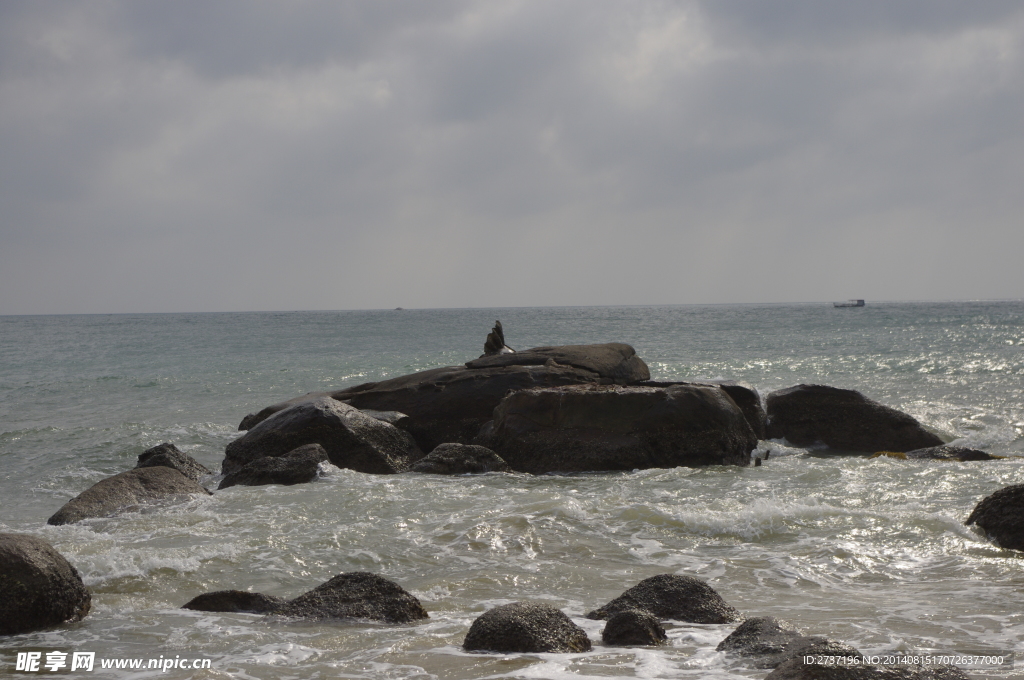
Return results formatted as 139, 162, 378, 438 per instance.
409, 443, 511, 474
135, 442, 211, 482
0, 533, 91, 635
271, 572, 428, 623
466, 342, 649, 384
765, 384, 944, 453
903, 445, 1000, 461
463, 602, 592, 653
601, 609, 667, 646
182, 590, 285, 614
47, 466, 212, 526
635, 380, 766, 440
966, 483, 1024, 550
223, 397, 422, 476
764, 636, 971, 679
586, 574, 740, 623
218, 443, 329, 489
717, 616, 805, 656
483, 384, 757, 474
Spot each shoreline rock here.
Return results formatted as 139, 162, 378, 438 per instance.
586, 574, 740, 623
218, 443, 329, 489
409, 443, 511, 474
966, 484, 1024, 550
270, 572, 428, 623
0, 533, 91, 635
463, 602, 591, 653
135, 442, 211, 482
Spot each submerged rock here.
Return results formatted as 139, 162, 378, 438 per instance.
135, 442, 211, 482
966, 483, 1024, 550
218, 443, 329, 489
765, 384, 944, 453
223, 397, 422, 476
586, 574, 740, 623
601, 609, 667, 646
271, 572, 428, 623
182, 590, 285, 614
47, 466, 212, 526
0, 533, 91, 635
409, 443, 511, 474
483, 384, 757, 474
463, 602, 592, 653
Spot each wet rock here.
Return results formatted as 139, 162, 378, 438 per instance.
601, 609, 667, 646
717, 616, 806, 656
586, 574, 740, 623
463, 602, 592, 653
484, 384, 757, 474
271, 572, 428, 623
465, 342, 649, 384
765, 384, 944, 453
765, 637, 970, 679
0, 533, 91, 635
223, 397, 422, 476
218, 443, 329, 489
637, 380, 766, 439
135, 442, 211, 482
182, 590, 285, 614
966, 483, 1024, 550
409, 443, 511, 474
47, 466, 212, 526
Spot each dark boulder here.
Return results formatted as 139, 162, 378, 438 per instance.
765, 385, 943, 453
717, 616, 805, 656
904, 445, 1000, 461
463, 602, 592, 653
637, 380, 766, 439
47, 466, 212, 526
223, 397, 422, 476
182, 590, 285, 614
586, 574, 739, 623
271, 572, 428, 623
218, 443, 328, 490
966, 484, 1024, 550
0, 533, 91, 635
239, 392, 332, 431
483, 384, 757, 474
601, 609, 667, 646
409, 443, 511, 474
764, 637, 970, 679
465, 342, 649, 384
135, 442, 211, 482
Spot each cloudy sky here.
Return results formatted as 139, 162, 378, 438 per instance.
2, 1, 1022, 314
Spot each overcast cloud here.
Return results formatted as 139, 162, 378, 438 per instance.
2, 0, 1022, 314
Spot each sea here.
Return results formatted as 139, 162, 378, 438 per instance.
1, 301, 1022, 680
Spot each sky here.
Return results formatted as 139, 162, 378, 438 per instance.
2, 0, 1023, 314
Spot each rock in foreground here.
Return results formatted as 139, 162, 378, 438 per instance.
182, 590, 285, 614
271, 572, 428, 623
717, 616, 806, 656
223, 397, 422, 476
586, 574, 739, 623
218, 443, 328, 489
463, 602, 592, 653
484, 384, 757, 474
766, 385, 943, 453
0, 533, 91, 635
409, 443, 511, 474
601, 609, 667, 646
47, 466, 212, 526
966, 484, 1024, 550
135, 442, 211, 482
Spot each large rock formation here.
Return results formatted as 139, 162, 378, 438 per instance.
636, 380, 766, 439
182, 590, 285, 614
465, 342, 649, 384
765, 385, 944, 453
482, 384, 757, 474
223, 397, 422, 476
409, 443, 511, 474
586, 574, 740, 623
0, 533, 91, 635
463, 602, 592, 653
270, 572, 428, 623
966, 484, 1024, 550
135, 442, 211, 482
47, 466, 212, 526
218, 443, 329, 489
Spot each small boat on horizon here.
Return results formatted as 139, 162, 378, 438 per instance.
833, 299, 866, 308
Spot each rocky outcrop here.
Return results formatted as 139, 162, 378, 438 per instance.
0, 533, 91, 635
716, 617, 840, 669
482, 384, 757, 474
966, 484, 1024, 550
182, 590, 285, 614
586, 574, 739, 623
601, 609, 667, 646
218, 443, 328, 490
47, 467, 212, 526
465, 342, 649, 384
270, 572, 428, 623
871, 445, 1000, 461
135, 442, 211, 482
765, 385, 944, 453
636, 380, 766, 439
223, 398, 422, 476
463, 602, 592, 653
409, 443, 511, 474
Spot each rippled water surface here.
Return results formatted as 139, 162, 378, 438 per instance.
1, 302, 1023, 679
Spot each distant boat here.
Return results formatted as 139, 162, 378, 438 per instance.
833, 299, 865, 308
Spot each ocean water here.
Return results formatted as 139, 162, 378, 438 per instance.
1, 302, 1022, 679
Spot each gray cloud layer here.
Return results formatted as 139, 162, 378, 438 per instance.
2, 0, 1022, 313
